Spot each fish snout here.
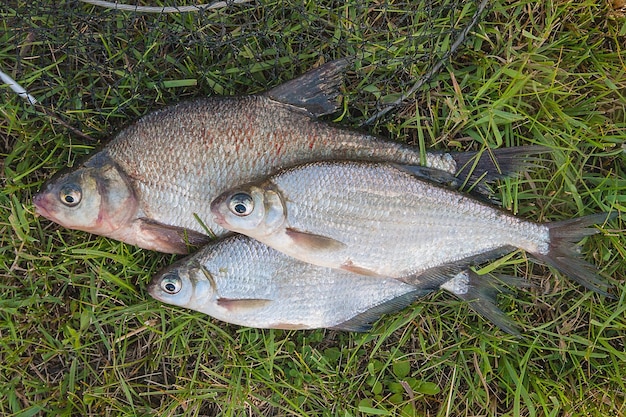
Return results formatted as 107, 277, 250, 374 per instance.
145, 279, 159, 298
32, 192, 52, 218
210, 195, 227, 226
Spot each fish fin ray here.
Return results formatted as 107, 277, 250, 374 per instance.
285, 228, 346, 251
264, 58, 350, 117
440, 270, 531, 335
139, 218, 211, 254
395, 164, 501, 203
395, 164, 461, 188
217, 298, 272, 311
399, 246, 516, 288
534, 213, 616, 297
451, 145, 551, 186
331, 290, 429, 332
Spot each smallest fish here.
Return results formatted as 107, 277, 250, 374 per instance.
148, 234, 523, 333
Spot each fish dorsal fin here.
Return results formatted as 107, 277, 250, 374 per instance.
331, 290, 429, 332
285, 228, 346, 251
217, 298, 272, 311
264, 58, 350, 117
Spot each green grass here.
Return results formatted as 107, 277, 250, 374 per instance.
1, 0, 625, 415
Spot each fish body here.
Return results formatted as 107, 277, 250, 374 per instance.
148, 234, 523, 332
211, 161, 613, 295
147, 234, 427, 331
33, 60, 545, 253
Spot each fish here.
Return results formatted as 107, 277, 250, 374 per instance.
210, 160, 615, 296
147, 234, 523, 333
33, 59, 547, 254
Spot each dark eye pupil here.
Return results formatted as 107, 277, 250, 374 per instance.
234, 203, 247, 214
65, 195, 75, 203
165, 283, 176, 292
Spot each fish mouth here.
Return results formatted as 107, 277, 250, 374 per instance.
32, 193, 52, 219
210, 196, 227, 226
212, 212, 226, 227
145, 279, 160, 299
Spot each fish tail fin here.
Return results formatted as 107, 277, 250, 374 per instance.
451, 145, 551, 186
441, 270, 532, 335
264, 58, 351, 117
532, 213, 616, 297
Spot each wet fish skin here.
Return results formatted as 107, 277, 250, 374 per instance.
211, 161, 614, 295
147, 234, 427, 331
33, 59, 546, 253
148, 234, 523, 332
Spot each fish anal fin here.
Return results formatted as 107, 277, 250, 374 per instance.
394, 163, 500, 203
395, 164, 461, 188
440, 270, 532, 336
139, 218, 211, 254
399, 246, 516, 288
264, 58, 350, 117
285, 228, 346, 251
450, 145, 551, 185
268, 322, 310, 330
331, 290, 428, 332
217, 298, 272, 311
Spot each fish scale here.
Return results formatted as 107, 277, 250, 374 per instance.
148, 234, 424, 330
34, 60, 551, 253
211, 160, 610, 294
267, 162, 545, 276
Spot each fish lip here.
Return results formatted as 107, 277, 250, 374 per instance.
145, 279, 159, 298
210, 196, 227, 226
32, 193, 52, 219
212, 212, 226, 227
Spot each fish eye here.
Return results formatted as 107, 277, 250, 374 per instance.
161, 274, 182, 294
228, 193, 254, 216
59, 184, 82, 207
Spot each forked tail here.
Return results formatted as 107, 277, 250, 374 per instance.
533, 213, 616, 297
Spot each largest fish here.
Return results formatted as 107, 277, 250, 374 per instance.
33, 59, 544, 253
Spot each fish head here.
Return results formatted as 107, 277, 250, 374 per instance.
210, 183, 286, 239
33, 157, 138, 237
148, 260, 216, 310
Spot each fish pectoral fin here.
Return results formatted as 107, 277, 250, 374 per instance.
217, 298, 272, 311
331, 290, 428, 332
264, 58, 350, 117
139, 218, 212, 254
285, 228, 346, 252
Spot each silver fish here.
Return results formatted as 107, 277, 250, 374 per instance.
33, 59, 545, 253
210, 161, 614, 296
147, 234, 521, 332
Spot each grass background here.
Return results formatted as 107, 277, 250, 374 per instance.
1, 0, 625, 415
